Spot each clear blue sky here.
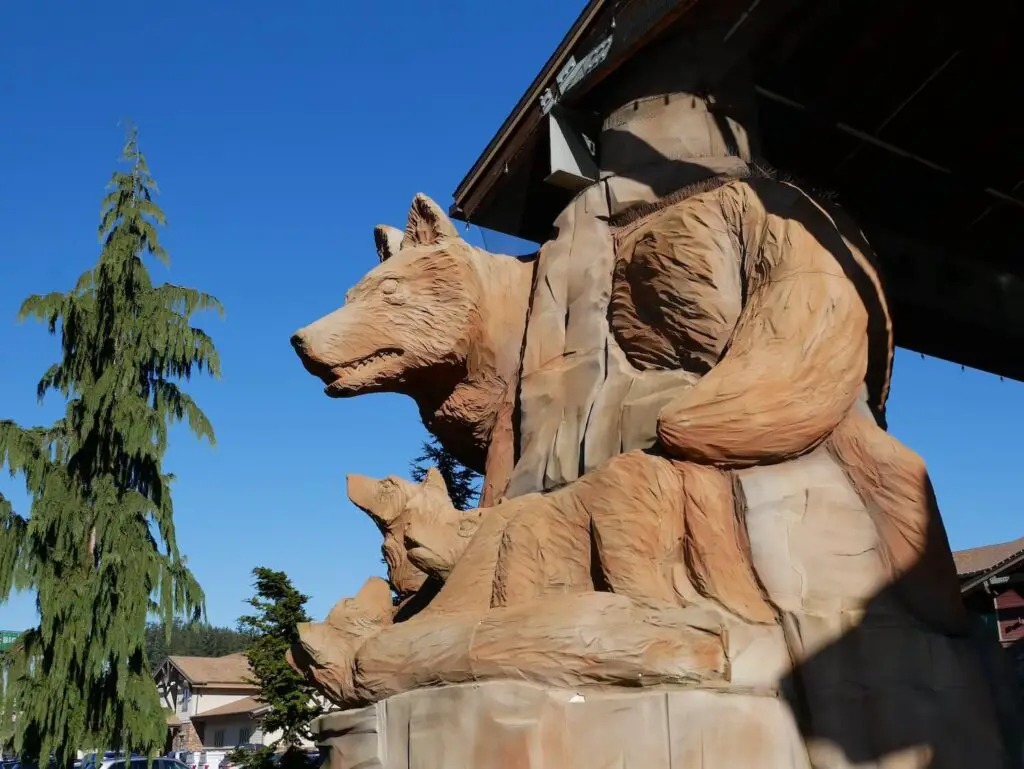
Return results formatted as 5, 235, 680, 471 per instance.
1, 1, 1021, 632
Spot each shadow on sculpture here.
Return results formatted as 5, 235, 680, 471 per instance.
779, 504, 1024, 767
288, 88, 1022, 767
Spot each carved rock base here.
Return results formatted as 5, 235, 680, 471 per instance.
312, 680, 811, 769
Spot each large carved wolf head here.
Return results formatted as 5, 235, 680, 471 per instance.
291, 193, 487, 403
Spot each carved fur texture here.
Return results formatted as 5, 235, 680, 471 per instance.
346, 467, 473, 599
290, 466, 483, 703
291, 183, 970, 720
292, 194, 534, 475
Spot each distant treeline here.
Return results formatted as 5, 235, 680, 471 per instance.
146, 620, 254, 669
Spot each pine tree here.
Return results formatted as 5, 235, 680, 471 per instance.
0, 126, 222, 766
409, 436, 480, 510
144, 621, 254, 670
228, 569, 322, 769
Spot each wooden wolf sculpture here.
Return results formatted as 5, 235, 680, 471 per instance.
288, 448, 777, 703
293, 177, 1011, 763
292, 190, 964, 634
287, 467, 486, 702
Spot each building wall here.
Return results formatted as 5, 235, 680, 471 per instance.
157, 672, 258, 720
172, 721, 204, 753
996, 586, 1023, 644
192, 688, 259, 718
194, 718, 314, 750
994, 584, 1024, 699
200, 717, 258, 749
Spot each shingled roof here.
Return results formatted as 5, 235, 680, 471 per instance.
165, 653, 255, 688
953, 536, 1024, 580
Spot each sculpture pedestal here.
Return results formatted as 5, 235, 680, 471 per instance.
312, 680, 811, 769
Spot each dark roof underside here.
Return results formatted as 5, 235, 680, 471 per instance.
451, 0, 1024, 382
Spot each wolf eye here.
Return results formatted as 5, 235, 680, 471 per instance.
380, 278, 399, 296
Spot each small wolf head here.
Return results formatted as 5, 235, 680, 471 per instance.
346, 467, 481, 597
291, 193, 485, 402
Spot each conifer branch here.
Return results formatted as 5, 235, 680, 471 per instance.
0, 125, 222, 764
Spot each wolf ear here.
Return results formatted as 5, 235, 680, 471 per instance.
402, 193, 460, 248
423, 466, 451, 497
373, 225, 404, 262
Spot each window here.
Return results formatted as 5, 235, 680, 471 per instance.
180, 688, 191, 713
213, 730, 225, 748
238, 728, 251, 746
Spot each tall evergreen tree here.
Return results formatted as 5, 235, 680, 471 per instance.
0, 126, 222, 765
228, 569, 322, 769
409, 436, 480, 510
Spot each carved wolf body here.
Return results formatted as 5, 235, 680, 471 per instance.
346, 467, 481, 598
291, 189, 1014, 764
289, 467, 483, 702
291, 191, 964, 635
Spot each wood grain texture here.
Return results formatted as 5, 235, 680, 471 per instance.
826, 410, 966, 634
290, 109, 1016, 762
649, 182, 868, 468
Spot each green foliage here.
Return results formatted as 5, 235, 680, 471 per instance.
225, 745, 314, 769
409, 436, 480, 510
227, 569, 322, 769
0, 126, 222, 765
144, 621, 254, 670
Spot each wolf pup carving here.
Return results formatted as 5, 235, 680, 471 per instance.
291, 91, 1020, 768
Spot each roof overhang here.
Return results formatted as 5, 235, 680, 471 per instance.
960, 549, 1024, 596
154, 658, 185, 685
199, 682, 258, 689
450, 0, 1024, 382
154, 655, 255, 688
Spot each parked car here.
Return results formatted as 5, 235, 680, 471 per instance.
4, 760, 60, 769
220, 750, 322, 769
216, 745, 263, 769
5, 759, 61, 769
269, 751, 323, 769
79, 752, 136, 769
107, 758, 187, 769
77, 755, 182, 769
193, 750, 227, 769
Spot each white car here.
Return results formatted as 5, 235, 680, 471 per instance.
111, 759, 188, 769
81, 757, 188, 769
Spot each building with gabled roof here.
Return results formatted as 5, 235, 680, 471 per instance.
154, 653, 264, 755
953, 535, 1024, 697
153, 653, 317, 761
160, 654, 254, 690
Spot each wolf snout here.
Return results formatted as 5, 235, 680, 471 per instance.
347, 473, 381, 518
290, 330, 309, 353
290, 327, 336, 380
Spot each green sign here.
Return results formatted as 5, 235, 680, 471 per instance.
0, 630, 20, 651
